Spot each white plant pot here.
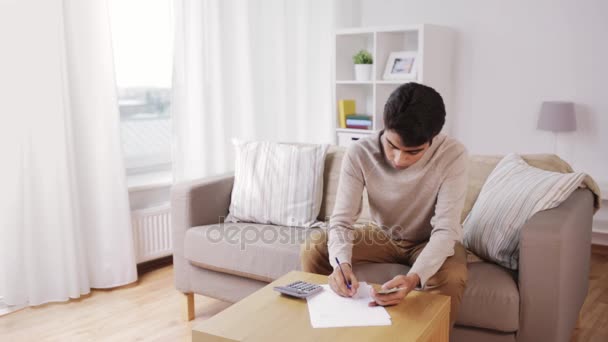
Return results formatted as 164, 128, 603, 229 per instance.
354, 64, 372, 81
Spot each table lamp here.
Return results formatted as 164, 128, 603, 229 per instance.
537, 101, 576, 154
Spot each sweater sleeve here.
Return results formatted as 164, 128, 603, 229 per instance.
327, 146, 365, 269
408, 146, 469, 288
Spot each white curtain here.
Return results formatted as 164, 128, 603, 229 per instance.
0, 0, 136, 310
172, 0, 335, 182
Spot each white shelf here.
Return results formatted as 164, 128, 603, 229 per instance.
333, 24, 454, 147
336, 80, 417, 85
375, 80, 417, 85
336, 80, 374, 85
336, 25, 423, 36
336, 128, 374, 134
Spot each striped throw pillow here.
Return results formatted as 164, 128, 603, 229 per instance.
463, 153, 587, 270
225, 140, 329, 228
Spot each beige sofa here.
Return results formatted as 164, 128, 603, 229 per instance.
172, 146, 594, 342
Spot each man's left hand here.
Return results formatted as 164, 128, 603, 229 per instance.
369, 273, 420, 307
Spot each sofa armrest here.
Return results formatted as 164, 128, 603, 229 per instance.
171, 173, 234, 291
517, 188, 594, 342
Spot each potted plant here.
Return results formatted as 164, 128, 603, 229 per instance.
352, 49, 373, 81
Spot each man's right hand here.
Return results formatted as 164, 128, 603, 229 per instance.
328, 263, 359, 297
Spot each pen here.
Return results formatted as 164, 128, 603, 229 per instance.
335, 257, 351, 290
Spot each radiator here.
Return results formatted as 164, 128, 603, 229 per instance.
131, 203, 173, 263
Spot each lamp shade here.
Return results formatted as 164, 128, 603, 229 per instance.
537, 101, 576, 132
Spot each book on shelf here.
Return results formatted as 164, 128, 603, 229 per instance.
346, 120, 372, 126
338, 99, 356, 128
346, 118, 372, 125
345, 114, 372, 121
345, 113, 372, 130
345, 124, 372, 130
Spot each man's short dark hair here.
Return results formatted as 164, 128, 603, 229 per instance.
383, 82, 446, 147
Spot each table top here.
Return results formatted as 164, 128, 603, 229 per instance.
192, 271, 450, 342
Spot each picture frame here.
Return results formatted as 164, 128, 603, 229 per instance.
382, 51, 418, 80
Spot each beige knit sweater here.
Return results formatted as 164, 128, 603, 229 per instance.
328, 130, 469, 287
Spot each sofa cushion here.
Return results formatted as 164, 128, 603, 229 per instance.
457, 262, 519, 332
317, 145, 344, 221
318, 147, 590, 225
464, 154, 589, 270
354, 261, 519, 333
184, 223, 318, 282
225, 140, 329, 228
462, 153, 589, 222
317, 145, 371, 223
317, 145, 562, 226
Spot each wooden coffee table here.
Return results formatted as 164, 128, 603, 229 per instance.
192, 271, 450, 342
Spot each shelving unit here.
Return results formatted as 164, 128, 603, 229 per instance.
333, 24, 454, 147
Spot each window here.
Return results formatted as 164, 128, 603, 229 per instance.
109, 0, 173, 179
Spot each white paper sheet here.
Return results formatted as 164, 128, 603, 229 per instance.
306, 282, 392, 328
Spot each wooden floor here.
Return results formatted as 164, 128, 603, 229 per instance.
1, 246, 607, 341
0, 266, 231, 341
571, 245, 608, 342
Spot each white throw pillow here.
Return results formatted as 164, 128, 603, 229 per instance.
225, 139, 329, 228
463, 153, 587, 270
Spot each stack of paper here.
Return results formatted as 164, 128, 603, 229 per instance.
306, 282, 392, 328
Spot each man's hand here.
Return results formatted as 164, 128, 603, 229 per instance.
328, 263, 360, 297
369, 273, 420, 307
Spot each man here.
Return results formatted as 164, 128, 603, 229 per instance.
301, 82, 468, 328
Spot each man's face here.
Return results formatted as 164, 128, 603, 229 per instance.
381, 130, 430, 170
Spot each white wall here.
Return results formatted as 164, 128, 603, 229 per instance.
334, 0, 361, 28
356, 0, 608, 184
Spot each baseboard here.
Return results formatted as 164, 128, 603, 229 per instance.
592, 231, 608, 246
0, 302, 26, 317
137, 255, 173, 275
592, 243, 608, 256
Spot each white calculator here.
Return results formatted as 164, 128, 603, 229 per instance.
273, 280, 323, 298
